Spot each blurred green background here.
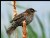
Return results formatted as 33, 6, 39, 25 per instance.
1, 1, 50, 38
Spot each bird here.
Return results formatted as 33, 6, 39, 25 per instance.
7, 8, 36, 35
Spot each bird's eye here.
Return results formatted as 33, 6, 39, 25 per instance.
31, 10, 33, 12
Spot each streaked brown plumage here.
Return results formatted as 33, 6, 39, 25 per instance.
7, 8, 36, 35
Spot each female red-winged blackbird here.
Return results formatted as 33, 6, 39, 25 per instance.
7, 8, 36, 34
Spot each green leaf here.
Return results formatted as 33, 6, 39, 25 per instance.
35, 15, 46, 38
27, 25, 38, 38
1, 32, 4, 38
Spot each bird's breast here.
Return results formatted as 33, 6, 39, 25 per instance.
25, 15, 33, 25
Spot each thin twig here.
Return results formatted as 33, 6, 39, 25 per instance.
22, 20, 27, 38
13, 1, 18, 38
13, 1, 17, 18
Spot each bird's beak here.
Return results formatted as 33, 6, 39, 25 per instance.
35, 10, 37, 12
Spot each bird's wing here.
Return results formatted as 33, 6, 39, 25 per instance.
12, 12, 27, 26
10, 12, 25, 23
13, 13, 24, 21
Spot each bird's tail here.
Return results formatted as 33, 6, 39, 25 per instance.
6, 23, 18, 35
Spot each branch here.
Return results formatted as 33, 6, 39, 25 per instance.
13, 1, 17, 18
22, 20, 27, 38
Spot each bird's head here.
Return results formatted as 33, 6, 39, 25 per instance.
26, 8, 36, 14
